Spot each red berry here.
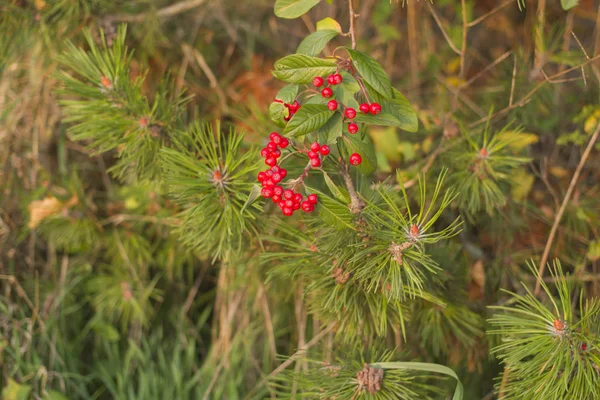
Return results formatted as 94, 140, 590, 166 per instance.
313, 76, 324, 87
279, 169, 287, 178
293, 193, 303, 202
301, 201, 314, 212
293, 202, 301, 210
310, 142, 320, 152
370, 103, 382, 115
265, 170, 274, 177
263, 179, 275, 187
288, 100, 301, 113
278, 200, 286, 208
284, 199, 293, 208
270, 132, 282, 144
327, 74, 336, 85
273, 186, 284, 196
282, 207, 294, 216
272, 149, 281, 158
280, 137, 289, 148
320, 145, 330, 156
310, 158, 321, 168
321, 87, 333, 98
332, 73, 343, 85
345, 107, 357, 119
272, 195, 281, 202
265, 157, 277, 166
348, 123, 359, 134
349, 153, 362, 165
267, 142, 277, 151
272, 173, 282, 182
283, 189, 294, 200
260, 148, 270, 158
359, 103, 370, 114
327, 100, 338, 111
307, 150, 318, 159
307, 194, 318, 204
261, 187, 274, 198
271, 165, 280, 173
257, 172, 266, 182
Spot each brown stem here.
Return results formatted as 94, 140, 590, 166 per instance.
534, 122, 600, 295
348, 0, 357, 50
341, 164, 364, 214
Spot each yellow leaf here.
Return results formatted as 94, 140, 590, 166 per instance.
28, 196, 78, 229
445, 76, 464, 88
510, 169, 535, 202
316, 17, 342, 33
549, 166, 569, 178
34, 0, 46, 10
495, 131, 539, 152
584, 115, 598, 134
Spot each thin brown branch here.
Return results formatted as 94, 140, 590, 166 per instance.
459, 0, 468, 82
467, 0, 513, 27
460, 51, 512, 89
509, 54, 517, 106
348, 0, 357, 50
341, 164, 365, 213
244, 323, 336, 400
426, 2, 461, 55
534, 121, 600, 295
107, 0, 208, 23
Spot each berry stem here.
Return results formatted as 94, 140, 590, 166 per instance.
348, 0, 357, 50
289, 161, 313, 191
354, 75, 372, 105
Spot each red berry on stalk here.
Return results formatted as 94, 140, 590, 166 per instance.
313, 76, 324, 87
307, 150, 318, 159
261, 187, 274, 198
285, 199, 294, 208
263, 179, 275, 187
270, 132, 282, 144
278, 200, 286, 208
310, 142, 320, 152
260, 148, 270, 158
310, 158, 321, 168
271, 149, 281, 158
370, 102, 382, 115
279, 169, 287, 178
301, 201, 314, 212
327, 100, 338, 111
293, 202, 301, 210
327, 74, 336, 85
280, 137, 289, 148
257, 172, 266, 182
321, 87, 333, 98
307, 194, 318, 204
271, 165, 280, 173
272, 173, 282, 182
359, 103, 370, 114
283, 190, 294, 200
293, 193, 303, 202
265, 170, 274, 177
332, 73, 343, 84
267, 142, 277, 151
348, 122, 359, 134
265, 157, 277, 166
320, 145, 330, 156
272, 195, 281, 202
273, 186, 284, 196
349, 153, 362, 166
345, 108, 357, 119
282, 207, 294, 216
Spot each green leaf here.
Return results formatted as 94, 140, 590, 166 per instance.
297, 30, 338, 57
323, 171, 349, 202
274, 0, 321, 19
269, 101, 288, 127
389, 88, 419, 132
340, 71, 360, 93
242, 184, 262, 213
1, 379, 32, 400
561, 0, 578, 10
308, 187, 354, 230
316, 17, 342, 33
345, 48, 392, 97
332, 85, 359, 109
44, 391, 69, 400
272, 54, 337, 84
346, 132, 377, 175
354, 112, 402, 127
283, 104, 334, 137
371, 362, 463, 400
275, 84, 299, 103
318, 111, 343, 144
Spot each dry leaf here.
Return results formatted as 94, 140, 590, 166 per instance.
34, 0, 46, 10
468, 260, 485, 300
28, 196, 78, 229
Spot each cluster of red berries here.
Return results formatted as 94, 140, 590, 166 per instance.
260, 132, 289, 168
313, 73, 343, 99
274, 99, 301, 121
307, 141, 330, 168
260, 185, 319, 217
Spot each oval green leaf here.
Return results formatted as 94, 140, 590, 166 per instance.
274, 0, 321, 19
346, 48, 393, 98
272, 54, 337, 84
297, 30, 338, 57
284, 104, 335, 137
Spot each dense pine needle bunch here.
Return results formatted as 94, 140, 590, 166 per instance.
2, 0, 600, 399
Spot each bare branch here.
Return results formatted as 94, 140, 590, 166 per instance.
107, 0, 209, 23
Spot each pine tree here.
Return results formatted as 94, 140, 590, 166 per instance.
2, 1, 599, 399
